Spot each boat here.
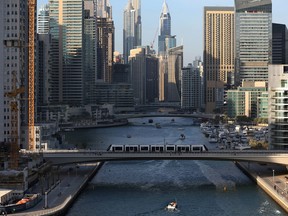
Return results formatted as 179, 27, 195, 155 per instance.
155, 123, 161, 128
179, 134, 185, 140
234, 144, 251, 150
127, 134, 131, 138
208, 134, 218, 143
166, 201, 177, 211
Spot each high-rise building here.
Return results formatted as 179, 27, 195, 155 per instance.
204, 7, 235, 113
132, 0, 142, 47
272, 23, 288, 64
97, 0, 112, 18
129, 47, 147, 105
129, 46, 158, 105
181, 64, 201, 111
49, 0, 85, 106
0, 0, 29, 146
123, 0, 142, 64
96, 16, 114, 83
166, 45, 183, 102
268, 65, 288, 149
37, 5, 50, 111
84, 0, 97, 104
158, 0, 171, 54
146, 55, 159, 103
37, 5, 49, 34
235, 0, 272, 85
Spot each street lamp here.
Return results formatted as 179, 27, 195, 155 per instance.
273, 169, 275, 183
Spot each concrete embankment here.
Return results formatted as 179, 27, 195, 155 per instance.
236, 162, 288, 213
55, 162, 104, 216
10, 162, 104, 216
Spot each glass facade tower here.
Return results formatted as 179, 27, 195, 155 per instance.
235, 0, 272, 85
49, 0, 84, 105
158, 0, 171, 54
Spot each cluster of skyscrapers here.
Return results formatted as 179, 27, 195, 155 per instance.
1, 0, 288, 150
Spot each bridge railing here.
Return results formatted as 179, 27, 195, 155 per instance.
20, 149, 288, 156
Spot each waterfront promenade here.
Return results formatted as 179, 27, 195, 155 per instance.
9, 163, 102, 216
237, 162, 288, 212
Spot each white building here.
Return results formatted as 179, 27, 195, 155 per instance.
268, 64, 288, 149
0, 189, 13, 205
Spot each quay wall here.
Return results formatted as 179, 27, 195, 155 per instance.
236, 162, 288, 213
42, 162, 104, 216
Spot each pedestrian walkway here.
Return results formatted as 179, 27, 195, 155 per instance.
237, 162, 288, 212
9, 163, 101, 216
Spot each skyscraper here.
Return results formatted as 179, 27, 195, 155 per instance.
96, 0, 115, 83
181, 64, 202, 111
272, 23, 288, 64
158, 0, 171, 54
49, 0, 84, 106
123, 0, 142, 64
37, 5, 50, 110
84, 0, 97, 104
37, 5, 49, 34
204, 7, 235, 113
167, 45, 183, 102
97, 0, 112, 18
0, 0, 32, 149
132, 0, 142, 47
235, 0, 272, 85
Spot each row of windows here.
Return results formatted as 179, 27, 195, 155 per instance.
4, 26, 18, 30
5, 33, 18, 38
5, 63, 18, 67
6, 18, 18, 23
7, 11, 18, 15
6, 56, 18, 60
7, 4, 18, 8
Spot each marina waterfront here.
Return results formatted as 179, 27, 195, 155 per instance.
64, 117, 285, 216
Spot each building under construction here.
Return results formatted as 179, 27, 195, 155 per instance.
0, 0, 36, 169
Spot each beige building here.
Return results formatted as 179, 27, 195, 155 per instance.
204, 7, 235, 113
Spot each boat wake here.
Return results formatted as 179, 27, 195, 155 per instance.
134, 207, 181, 216
195, 161, 236, 190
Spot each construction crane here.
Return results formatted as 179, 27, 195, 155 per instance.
28, 0, 36, 151
4, 72, 25, 169
2, 0, 35, 168
150, 27, 159, 50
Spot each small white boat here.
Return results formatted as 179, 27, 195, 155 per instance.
208, 134, 218, 143
166, 201, 177, 211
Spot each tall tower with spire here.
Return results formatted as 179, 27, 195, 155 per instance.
158, 0, 173, 54
123, 0, 142, 64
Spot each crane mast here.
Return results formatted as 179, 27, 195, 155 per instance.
28, 0, 35, 151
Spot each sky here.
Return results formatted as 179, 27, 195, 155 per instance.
38, 0, 288, 65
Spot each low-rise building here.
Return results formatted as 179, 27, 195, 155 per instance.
227, 81, 267, 118
0, 189, 13, 205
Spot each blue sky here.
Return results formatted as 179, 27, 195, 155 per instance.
38, 0, 288, 65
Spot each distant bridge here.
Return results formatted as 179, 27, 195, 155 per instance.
21, 150, 288, 166
115, 113, 215, 120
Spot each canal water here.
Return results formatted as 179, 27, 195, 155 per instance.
65, 117, 285, 216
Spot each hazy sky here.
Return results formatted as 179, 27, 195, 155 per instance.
38, 0, 288, 65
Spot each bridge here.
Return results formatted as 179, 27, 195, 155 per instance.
21, 150, 288, 166
115, 112, 216, 120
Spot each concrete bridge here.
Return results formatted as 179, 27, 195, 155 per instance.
114, 112, 216, 120
21, 150, 288, 166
